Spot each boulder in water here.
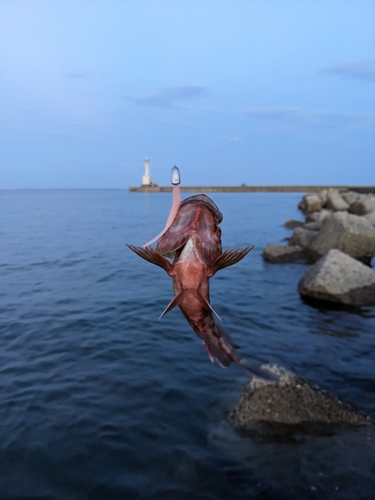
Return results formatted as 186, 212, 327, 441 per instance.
288, 227, 318, 247
229, 364, 371, 437
306, 211, 375, 265
262, 245, 307, 263
298, 193, 322, 213
298, 249, 375, 306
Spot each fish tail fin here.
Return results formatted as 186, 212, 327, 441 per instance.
203, 323, 277, 381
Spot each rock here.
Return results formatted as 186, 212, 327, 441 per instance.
299, 193, 322, 213
298, 249, 375, 306
229, 364, 371, 436
284, 219, 305, 229
306, 211, 375, 265
341, 190, 359, 205
288, 228, 318, 247
349, 195, 375, 216
364, 211, 375, 226
303, 220, 324, 231
262, 245, 307, 263
326, 189, 349, 211
305, 209, 333, 224
318, 188, 329, 207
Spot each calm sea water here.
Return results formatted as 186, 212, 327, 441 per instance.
1, 190, 374, 500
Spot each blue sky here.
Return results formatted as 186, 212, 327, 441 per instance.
1, 0, 374, 188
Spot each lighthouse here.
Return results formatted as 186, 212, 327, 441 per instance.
142, 158, 152, 186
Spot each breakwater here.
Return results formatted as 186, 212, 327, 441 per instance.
129, 185, 375, 193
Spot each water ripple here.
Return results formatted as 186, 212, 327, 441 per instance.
0, 191, 374, 499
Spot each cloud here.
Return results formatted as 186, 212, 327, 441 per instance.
132, 85, 208, 108
221, 135, 240, 141
244, 107, 372, 129
320, 59, 375, 83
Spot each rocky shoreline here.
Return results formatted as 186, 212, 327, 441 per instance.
262, 188, 375, 306
229, 190, 375, 439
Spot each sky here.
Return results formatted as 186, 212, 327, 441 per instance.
0, 0, 374, 188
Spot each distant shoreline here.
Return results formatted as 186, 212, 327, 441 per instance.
129, 185, 375, 194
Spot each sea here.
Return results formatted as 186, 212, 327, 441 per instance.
1, 189, 375, 500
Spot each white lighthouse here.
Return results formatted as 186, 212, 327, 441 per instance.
142, 158, 152, 186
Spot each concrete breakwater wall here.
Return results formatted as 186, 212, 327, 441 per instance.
129, 185, 375, 193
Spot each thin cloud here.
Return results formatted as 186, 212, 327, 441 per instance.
320, 59, 375, 83
64, 72, 92, 78
221, 135, 240, 141
132, 85, 208, 108
244, 107, 372, 129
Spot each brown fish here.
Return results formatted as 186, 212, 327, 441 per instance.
127, 167, 276, 380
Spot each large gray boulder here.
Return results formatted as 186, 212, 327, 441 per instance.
349, 195, 375, 216
262, 245, 306, 263
303, 219, 326, 231
317, 188, 328, 207
229, 364, 371, 436
326, 189, 349, 212
306, 211, 375, 264
364, 211, 375, 226
298, 249, 375, 306
288, 227, 318, 247
341, 190, 359, 205
298, 193, 322, 213
305, 209, 333, 224
326, 189, 349, 211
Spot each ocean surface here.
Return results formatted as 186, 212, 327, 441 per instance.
1, 189, 375, 500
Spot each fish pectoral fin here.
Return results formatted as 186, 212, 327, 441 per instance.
157, 292, 184, 320
208, 246, 253, 277
126, 244, 173, 276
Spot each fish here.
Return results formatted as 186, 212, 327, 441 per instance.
127, 167, 276, 380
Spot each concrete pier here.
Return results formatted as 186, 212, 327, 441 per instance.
129, 185, 375, 194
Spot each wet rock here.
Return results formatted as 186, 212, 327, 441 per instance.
349, 195, 375, 216
284, 219, 305, 229
305, 209, 333, 224
262, 245, 307, 263
298, 249, 375, 306
288, 228, 318, 247
229, 364, 371, 436
326, 189, 349, 211
298, 193, 322, 213
306, 211, 375, 264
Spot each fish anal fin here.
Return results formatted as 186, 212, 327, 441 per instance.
126, 244, 173, 276
208, 246, 253, 277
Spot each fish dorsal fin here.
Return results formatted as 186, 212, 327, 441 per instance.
208, 246, 253, 277
126, 244, 173, 276
158, 289, 223, 322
